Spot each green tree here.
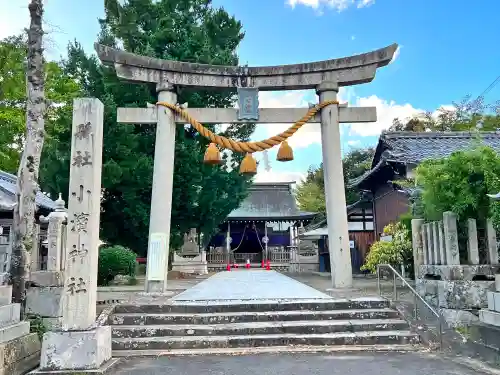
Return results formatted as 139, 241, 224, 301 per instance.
415, 145, 500, 261
39, 0, 254, 254
295, 147, 375, 212
0, 35, 81, 173
390, 95, 500, 132
295, 182, 325, 213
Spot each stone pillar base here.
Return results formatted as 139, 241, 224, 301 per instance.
29, 326, 118, 374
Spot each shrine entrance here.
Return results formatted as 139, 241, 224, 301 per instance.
95, 42, 398, 292
230, 222, 264, 264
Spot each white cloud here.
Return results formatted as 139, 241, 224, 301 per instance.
253, 86, 434, 141
286, 0, 375, 12
347, 140, 361, 146
357, 0, 375, 8
254, 87, 358, 149
349, 95, 423, 136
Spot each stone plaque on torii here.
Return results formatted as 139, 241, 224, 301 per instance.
95, 42, 398, 292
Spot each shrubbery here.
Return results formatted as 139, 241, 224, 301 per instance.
361, 222, 412, 274
98, 245, 137, 286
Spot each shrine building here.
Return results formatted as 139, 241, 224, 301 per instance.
207, 182, 317, 271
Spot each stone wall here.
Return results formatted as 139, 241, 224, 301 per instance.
413, 212, 499, 325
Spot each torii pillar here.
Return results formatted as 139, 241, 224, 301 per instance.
95, 42, 398, 290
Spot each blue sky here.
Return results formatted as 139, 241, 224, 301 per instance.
1, 0, 499, 183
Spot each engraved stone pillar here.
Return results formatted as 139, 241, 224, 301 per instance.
443, 211, 460, 265
35, 98, 116, 374
467, 218, 480, 265
145, 82, 178, 293
438, 221, 446, 265
421, 224, 428, 265
426, 224, 434, 265
432, 222, 440, 264
317, 81, 352, 288
486, 219, 499, 265
411, 219, 424, 278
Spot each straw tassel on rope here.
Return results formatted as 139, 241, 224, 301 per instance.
276, 140, 294, 162
239, 153, 257, 175
204, 143, 222, 165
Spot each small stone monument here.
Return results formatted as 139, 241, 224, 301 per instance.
171, 228, 208, 275
26, 194, 67, 330
180, 228, 199, 256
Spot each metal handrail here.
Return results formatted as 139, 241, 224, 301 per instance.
377, 263, 443, 349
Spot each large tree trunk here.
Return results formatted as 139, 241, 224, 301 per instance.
10, 0, 45, 317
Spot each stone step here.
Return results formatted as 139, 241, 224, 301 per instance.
112, 343, 422, 357
113, 298, 389, 314
112, 319, 409, 338
0, 321, 30, 344
0, 304, 20, 327
112, 330, 418, 350
109, 308, 400, 325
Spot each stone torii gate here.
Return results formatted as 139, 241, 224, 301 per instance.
95, 42, 398, 292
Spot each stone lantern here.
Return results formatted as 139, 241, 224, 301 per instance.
39, 193, 68, 272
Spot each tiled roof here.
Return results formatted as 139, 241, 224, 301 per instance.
377, 131, 500, 164
227, 182, 316, 221
0, 170, 57, 211
303, 197, 372, 231
350, 131, 500, 187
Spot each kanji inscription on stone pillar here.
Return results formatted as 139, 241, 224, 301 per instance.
62, 98, 104, 331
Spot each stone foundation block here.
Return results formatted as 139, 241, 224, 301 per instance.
31, 271, 64, 287
171, 256, 208, 275
480, 309, 500, 327
419, 264, 499, 281
487, 291, 500, 312
415, 279, 438, 307
26, 287, 63, 318
417, 278, 493, 309
0, 304, 20, 327
437, 280, 492, 309
38, 326, 112, 372
0, 332, 41, 375
496, 274, 500, 292
0, 286, 12, 306
0, 322, 30, 344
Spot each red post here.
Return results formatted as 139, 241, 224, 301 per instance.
226, 263, 231, 271
266, 260, 271, 270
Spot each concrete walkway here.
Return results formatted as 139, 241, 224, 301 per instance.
111, 352, 497, 375
171, 270, 333, 302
